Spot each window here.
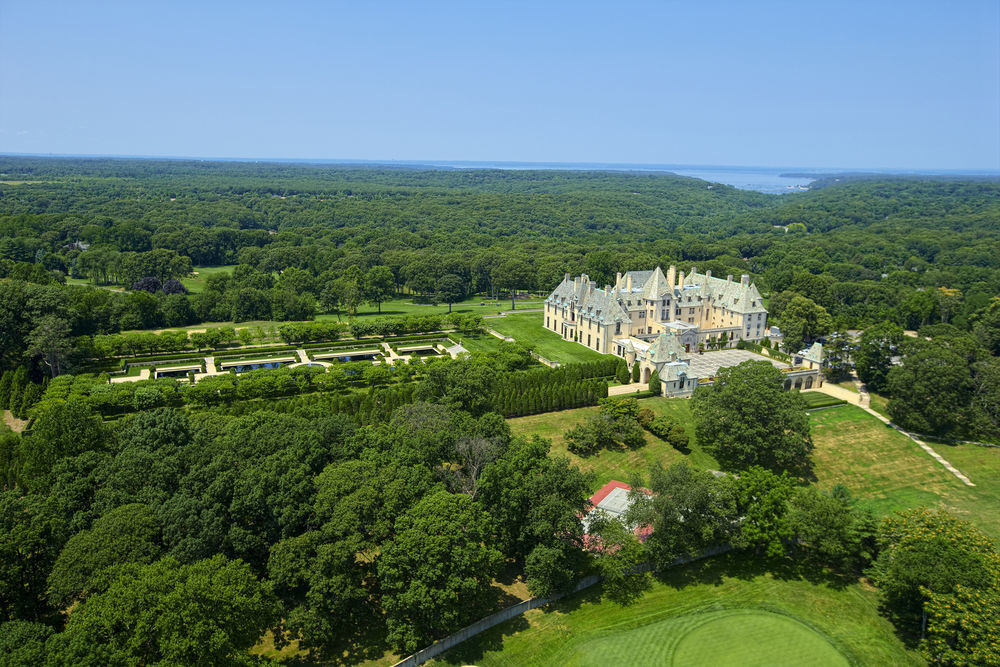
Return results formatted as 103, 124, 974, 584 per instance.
596, 339, 600, 351
587, 334, 591, 346
615, 322, 621, 335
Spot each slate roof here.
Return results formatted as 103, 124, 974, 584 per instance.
547, 274, 629, 323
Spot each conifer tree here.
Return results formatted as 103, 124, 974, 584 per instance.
615, 359, 630, 385
0, 371, 12, 410
648, 370, 661, 395
631, 362, 640, 383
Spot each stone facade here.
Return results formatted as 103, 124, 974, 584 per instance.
545, 267, 821, 397
544, 266, 769, 355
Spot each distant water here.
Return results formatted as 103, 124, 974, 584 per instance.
14, 153, 998, 195
413, 160, 818, 193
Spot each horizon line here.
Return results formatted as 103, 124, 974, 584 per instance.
1, 152, 998, 175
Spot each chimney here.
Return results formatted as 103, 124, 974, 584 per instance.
678, 271, 685, 289
727, 274, 733, 282
564, 273, 571, 282
574, 276, 580, 290
626, 273, 633, 291
741, 274, 749, 286
615, 272, 622, 289
691, 266, 697, 276
604, 284, 611, 294
705, 269, 712, 280
667, 265, 676, 288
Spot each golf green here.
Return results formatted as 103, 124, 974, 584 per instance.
561, 608, 851, 666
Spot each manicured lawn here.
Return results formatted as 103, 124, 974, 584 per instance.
926, 439, 1000, 541
454, 333, 508, 355
508, 397, 718, 491
487, 312, 614, 365
775, 406, 999, 542
344, 296, 544, 320
436, 552, 922, 666
180, 264, 238, 293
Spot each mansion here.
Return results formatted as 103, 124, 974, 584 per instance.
545, 267, 821, 396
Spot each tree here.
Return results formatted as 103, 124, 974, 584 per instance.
779, 295, 833, 351
868, 509, 1000, 633
46, 503, 162, 606
886, 342, 973, 435
971, 297, 1000, 356
647, 369, 660, 394
731, 466, 794, 557
587, 512, 651, 606
25, 315, 74, 378
0, 491, 66, 623
631, 362, 640, 383
855, 322, 903, 393
922, 585, 1000, 666
378, 491, 502, 653
822, 330, 853, 381
565, 398, 645, 455
493, 257, 533, 310
364, 265, 395, 313
691, 361, 812, 474
476, 435, 590, 571
437, 273, 465, 313
21, 401, 105, 491
627, 462, 736, 568
0, 620, 53, 666
786, 486, 876, 571
49, 555, 279, 665
615, 359, 629, 385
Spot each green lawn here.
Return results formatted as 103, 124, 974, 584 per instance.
436, 552, 922, 666
487, 312, 614, 365
181, 265, 238, 294
453, 333, 508, 355
509, 397, 718, 491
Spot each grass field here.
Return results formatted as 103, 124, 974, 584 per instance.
181, 264, 238, 293
487, 312, 614, 365
510, 399, 1000, 541
436, 552, 923, 666
509, 397, 718, 491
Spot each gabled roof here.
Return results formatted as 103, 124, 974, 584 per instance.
647, 332, 687, 363
547, 274, 629, 323
640, 266, 670, 300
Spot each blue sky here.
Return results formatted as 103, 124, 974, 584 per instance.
1, 1, 998, 169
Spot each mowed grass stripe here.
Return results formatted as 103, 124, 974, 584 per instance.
487, 312, 613, 365
435, 553, 921, 666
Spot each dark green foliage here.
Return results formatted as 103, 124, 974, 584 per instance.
787, 486, 877, 572
647, 369, 660, 394
46, 503, 162, 606
565, 397, 645, 455
0, 620, 54, 666
477, 435, 591, 570
643, 415, 688, 450
0, 491, 66, 623
49, 555, 279, 666
0, 371, 14, 410
20, 401, 104, 491
628, 463, 737, 568
691, 361, 812, 474
378, 491, 503, 653
631, 362, 640, 383
868, 509, 1000, 633
615, 358, 630, 385
855, 322, 904, 393
731, 467, 794, 557
887, 340, 974, 435
587, 512, 651, 606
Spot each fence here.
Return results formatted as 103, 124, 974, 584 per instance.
391, 544, 731, 667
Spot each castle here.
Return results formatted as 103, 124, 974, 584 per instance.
545, 266, 769, 355
545, 266, 821, 396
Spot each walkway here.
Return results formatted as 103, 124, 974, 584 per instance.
608, 382, 646, 396
806, 383, 975, 487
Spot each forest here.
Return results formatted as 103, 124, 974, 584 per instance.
1, 157, 999, 664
